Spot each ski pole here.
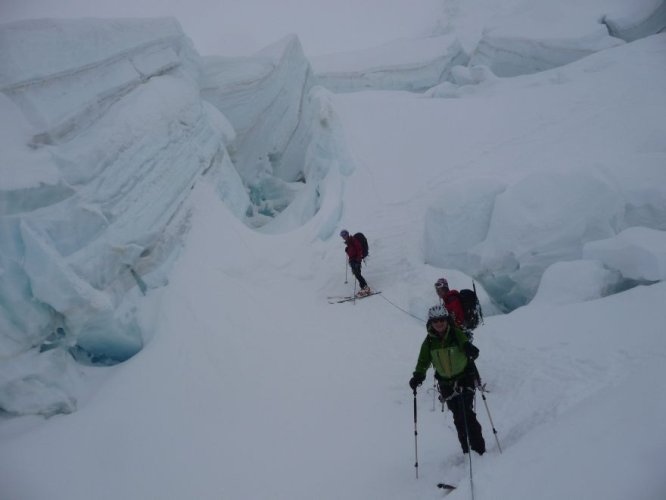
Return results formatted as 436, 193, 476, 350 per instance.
474, 365, 502, 453
413, 388, 419, 479
459, 390, 475, 500
345, 258, 348, 284
479, 388, 502, 454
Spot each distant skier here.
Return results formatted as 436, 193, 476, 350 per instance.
340, 229, 371, 297
435, 278, 483, 344
435, 278, 465, 327
409, 305, 486, 455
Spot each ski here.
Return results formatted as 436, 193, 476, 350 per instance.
328, 291, 381, 304
327, 291, 380, 300
437, 483, 456, 492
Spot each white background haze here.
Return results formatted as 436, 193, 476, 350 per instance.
2, 0, 444, 56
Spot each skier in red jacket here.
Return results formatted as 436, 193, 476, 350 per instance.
340, 230, 371, 297
435, 278, 465, 327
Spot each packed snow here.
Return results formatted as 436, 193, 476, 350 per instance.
1, 1, 665, 499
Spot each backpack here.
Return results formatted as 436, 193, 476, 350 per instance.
353, 232, 369, 258
458, 288, 480, 330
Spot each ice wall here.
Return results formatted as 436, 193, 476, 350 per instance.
2, 5, 664, 416
0, 19, 353, 416
423, 34, 666, 309
466, 1, 666, 77
201, 35, 357, 233
307, 2, 664, 89
469, 26, 623, 77
0, 18, 242, 415
312, 35, 469, 93
603, 0, 666, 42
583, 227, 666, 282
201, 36, 320, 225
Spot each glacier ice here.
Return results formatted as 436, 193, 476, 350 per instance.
532, 260, 623, 305
423, 171, 627, 310
469, 26, 624, 77
1, 11, 665, 417
0, 349, 79, 417
0, 18, 241, 415
202, 36, 316, 207
259, 86, 355, 235
583, 227, 666, 282
603, 0, 666, 42
202, 35, 356, 231
312, 35, 469, 92
424, 177, 507, 272
0, 19, 357, 416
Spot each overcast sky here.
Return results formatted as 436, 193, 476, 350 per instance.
1, 0, 443, 56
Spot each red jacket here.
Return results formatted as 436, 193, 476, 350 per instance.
344, 236, 365, 262
442, 290, 465, 326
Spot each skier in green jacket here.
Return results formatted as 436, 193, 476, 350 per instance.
409, 305, 486, 455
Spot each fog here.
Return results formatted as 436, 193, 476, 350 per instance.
1, 0, 443, 56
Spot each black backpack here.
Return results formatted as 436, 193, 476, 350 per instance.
458, 288, 480, 330
353, 232, 369, 258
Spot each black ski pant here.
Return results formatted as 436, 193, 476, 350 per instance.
349, 260, 367, 289
439, 378, 485, 454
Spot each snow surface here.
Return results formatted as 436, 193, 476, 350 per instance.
1, 1, 666, 499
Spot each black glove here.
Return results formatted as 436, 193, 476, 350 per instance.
409, 372, 426, 390
464, 342, 479, 360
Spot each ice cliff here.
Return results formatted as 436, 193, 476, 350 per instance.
0, 18, 243, 415
312, 1, 665, 85
311, 35, 469, 93
0, 18, 354, 416
202, 35, 319, 224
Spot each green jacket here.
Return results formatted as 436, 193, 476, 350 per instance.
414, 322, 472, 382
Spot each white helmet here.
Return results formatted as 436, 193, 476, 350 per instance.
428, 304, 449, 320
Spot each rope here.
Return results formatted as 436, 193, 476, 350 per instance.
379, 293, 425, 323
